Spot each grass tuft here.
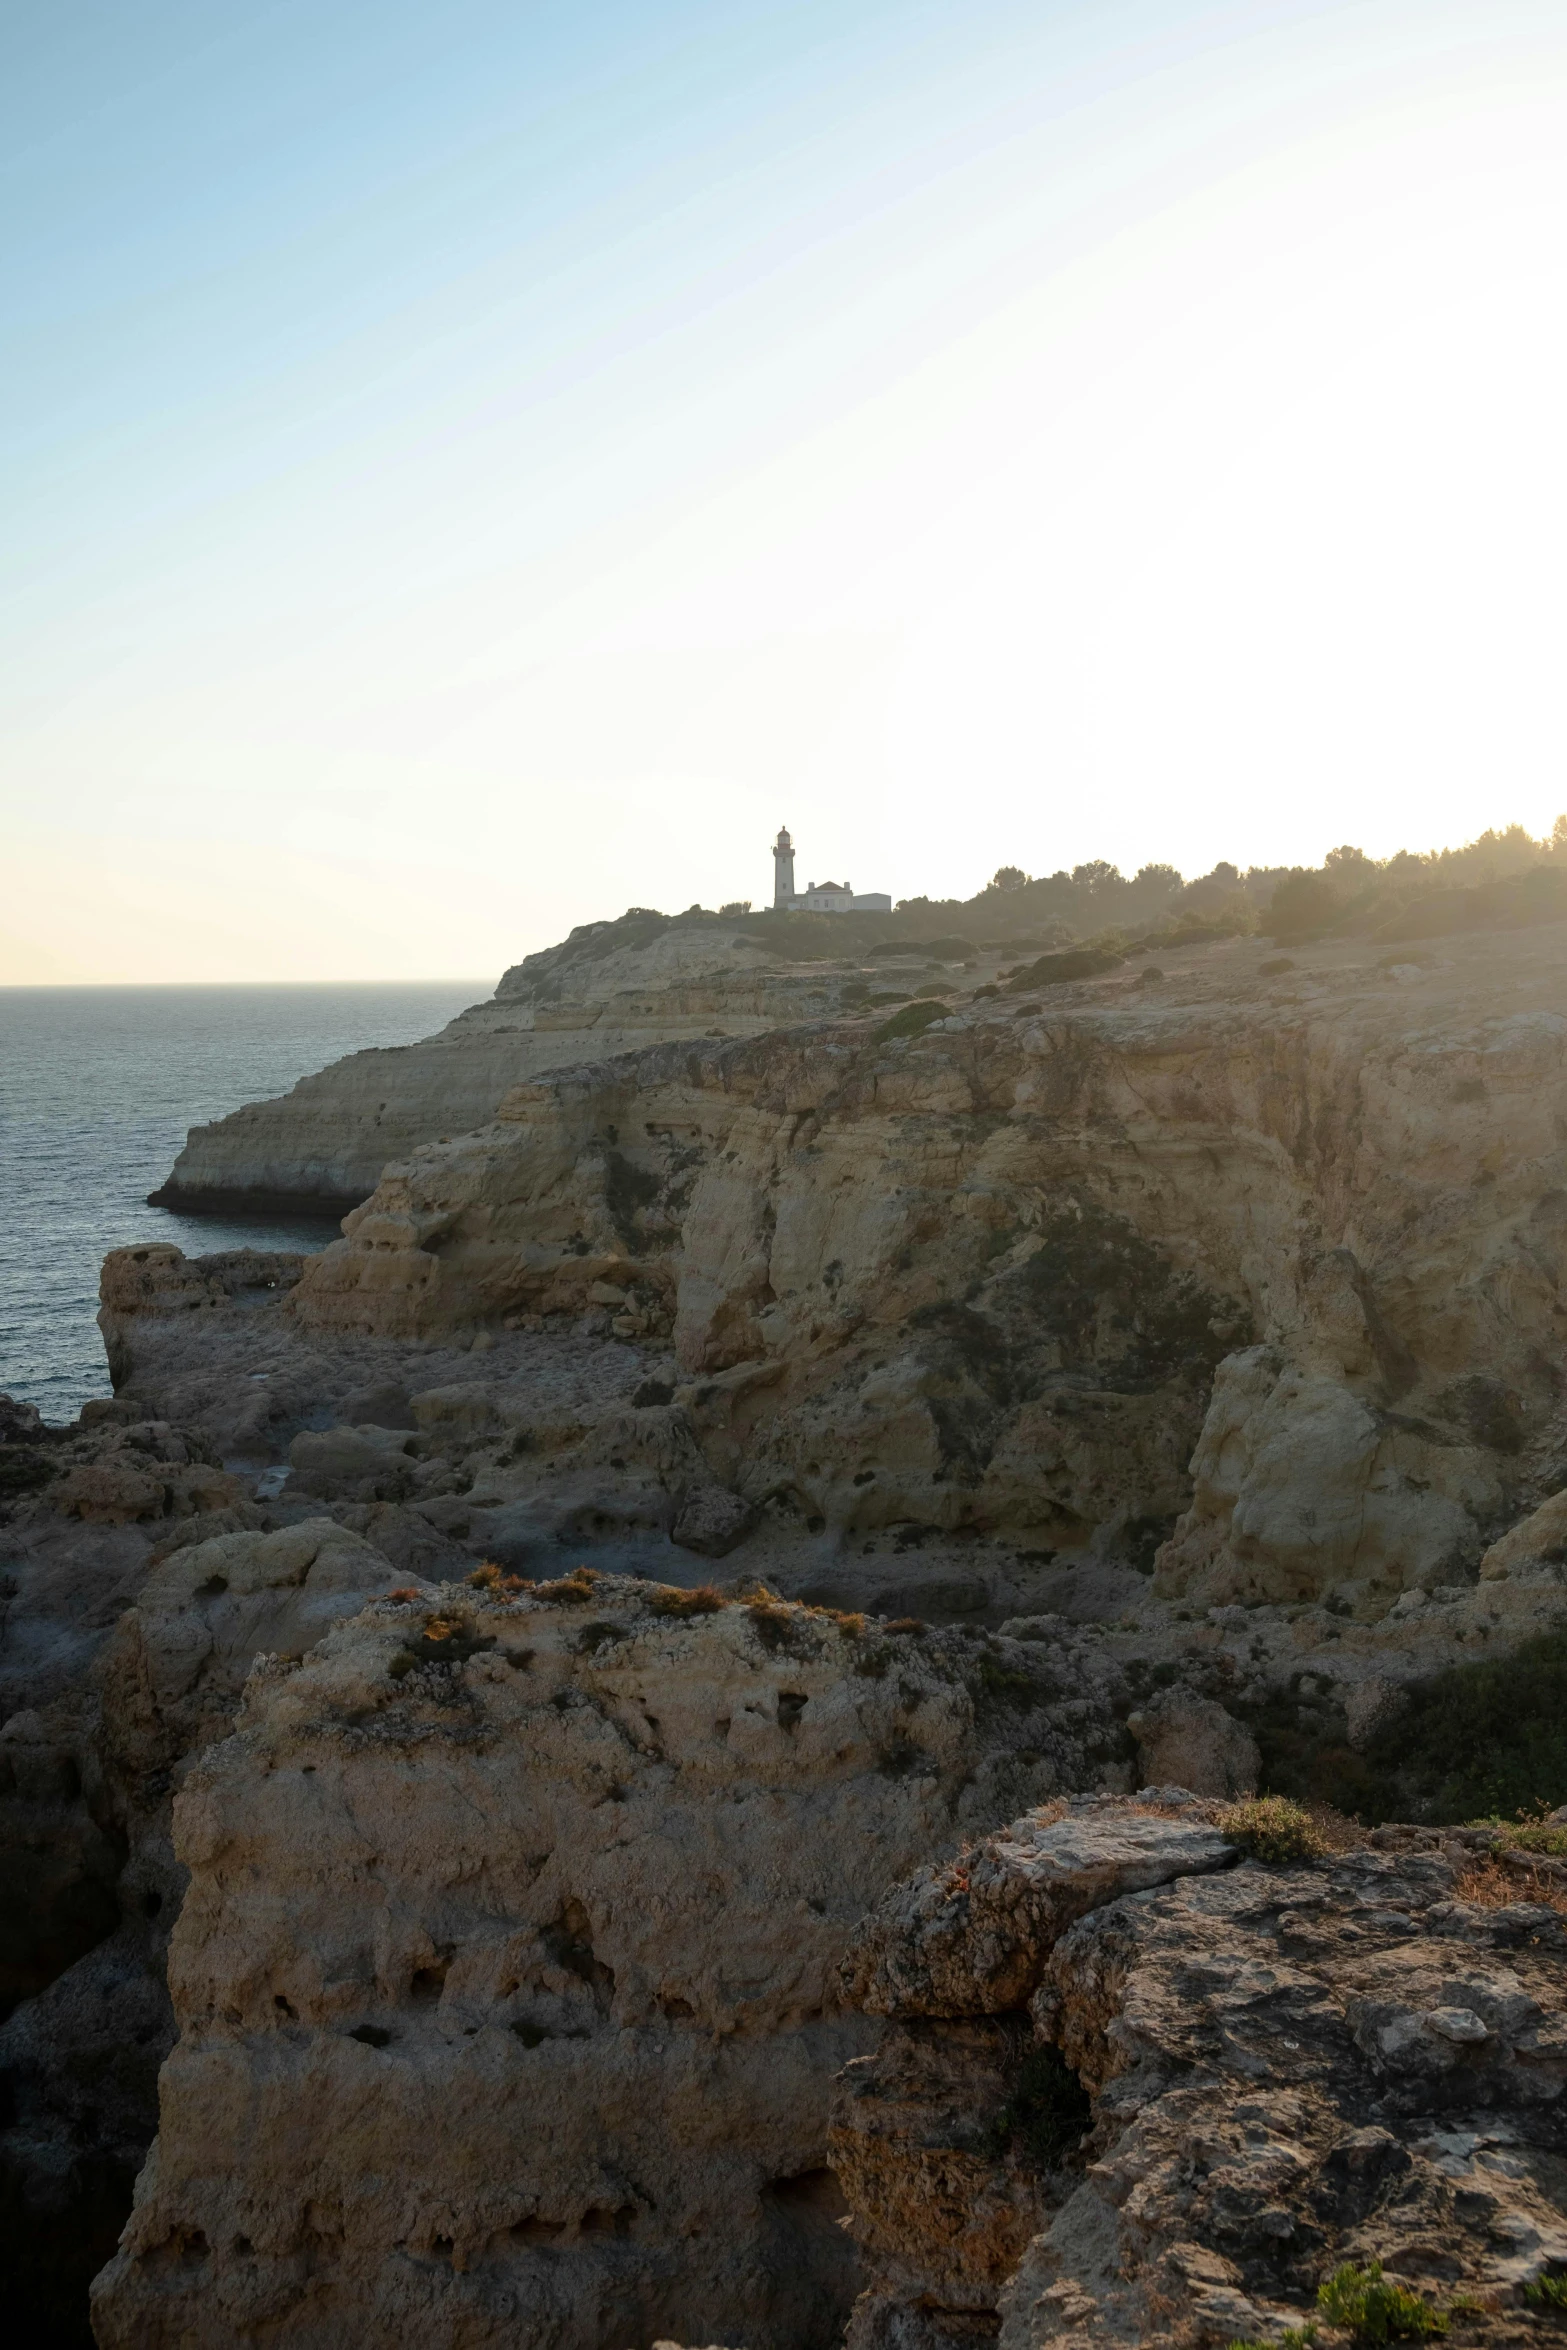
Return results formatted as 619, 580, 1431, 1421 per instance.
466, 1561, 531, 1598
647, 1583, 726, 1618
1218, 1796, 1329, 1865
1466, 1805, 1567, 1857
530, 1568, 600, 1605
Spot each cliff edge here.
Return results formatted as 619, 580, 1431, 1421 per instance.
149, 909, 988, 1216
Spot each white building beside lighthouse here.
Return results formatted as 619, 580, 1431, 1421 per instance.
771, 826, 891, 914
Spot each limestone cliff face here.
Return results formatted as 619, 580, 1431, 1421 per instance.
290, 930, 1567, 1608
89, 1578, 1132, 2350
150, 915, 915, 1215
0, 1506, 399, 2341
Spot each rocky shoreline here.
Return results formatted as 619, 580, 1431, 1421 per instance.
5, 913, 1567, 2345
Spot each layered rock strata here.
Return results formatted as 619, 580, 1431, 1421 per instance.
0, 1503, 400, 2345
8, 920, 1567, 2344
89, 1578, 1134, 2349
151, 913, 983, 1216
833, 1793, 1567, 2346
290, 925, 1567, 1610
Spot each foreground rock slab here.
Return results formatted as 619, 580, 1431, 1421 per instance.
833, 1795, 1567, 2348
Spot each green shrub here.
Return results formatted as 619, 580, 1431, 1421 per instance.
1218, 1796, 1328, 1865
1470, 1808, 1567, 1857
1526, 2275, 1567, 2309
1240, 1631, 1567, 1824
970, 1655, 1042, 1710
1316, 2262, 1448, 2341
875, 997, 950, 1041
868, 932, 976, 960
1267, 871, 1341, 940
1361, 1630, 1567, 1820
1003, 948, 1122, 993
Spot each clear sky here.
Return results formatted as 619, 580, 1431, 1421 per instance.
5, 0, 1567, 981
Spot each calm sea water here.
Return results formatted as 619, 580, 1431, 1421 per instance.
0, 983, 490, 1423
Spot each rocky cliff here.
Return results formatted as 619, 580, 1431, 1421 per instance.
150, 911, 988, 1216
290, 925, 1567, 1615
833, 1790, 1567, 2346
88, 1578, 1131, 2350
8, 915, 1567, 2346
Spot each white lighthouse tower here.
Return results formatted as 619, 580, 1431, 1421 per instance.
773, 825, 796, 910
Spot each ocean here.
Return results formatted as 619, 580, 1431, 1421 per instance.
0, 982, 490, 1423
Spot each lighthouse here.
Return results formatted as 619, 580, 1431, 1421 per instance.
769, 825, 891, 913
773, 825, 796, 910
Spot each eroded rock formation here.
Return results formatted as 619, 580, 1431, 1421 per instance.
6, 918, 1567, 2346
0, 1509, 400, 2343
833, 1793, 1567, 2346
88, 1579, 1132, 2349
291, 927, 1567, 1612
150, 914, 977, 1216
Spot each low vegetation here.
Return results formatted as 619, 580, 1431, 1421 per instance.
1475, 1808, 1567, 1856
1454, 1851, 1567, 1918
1238, 1632, 1567, 1824
874, 997, 949, 1041
1315, 2260, 1459, 2341
1357, 1631, 1567, 1821
541, 819, 1567, 983
529, 1568, 600, 1605
646, 1582, 726, 1618
1217, 1796, 1329, 1864
466, 1561, 529, 1598
1228, 2259, 1472, 2350
1002, 947, 1123, 992
388, 1611, 496, 1675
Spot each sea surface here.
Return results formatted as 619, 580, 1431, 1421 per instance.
1, 982, 491, 1422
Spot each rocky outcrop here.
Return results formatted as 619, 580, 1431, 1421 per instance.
97, 1243, 307, 1393
833, 1794, 1567, 2346
150, 912, 972, 1216
12, 923, 1567, 2345
89, 1578, 1135, 2350
0, 1486, 399, 2346
1124, 1691, 1259, 1799
289, 926, 1567, 1609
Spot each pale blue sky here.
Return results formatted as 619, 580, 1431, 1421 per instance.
5, 2, 1566, 978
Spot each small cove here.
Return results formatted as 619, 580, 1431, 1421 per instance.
1, 981, 488, 1420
